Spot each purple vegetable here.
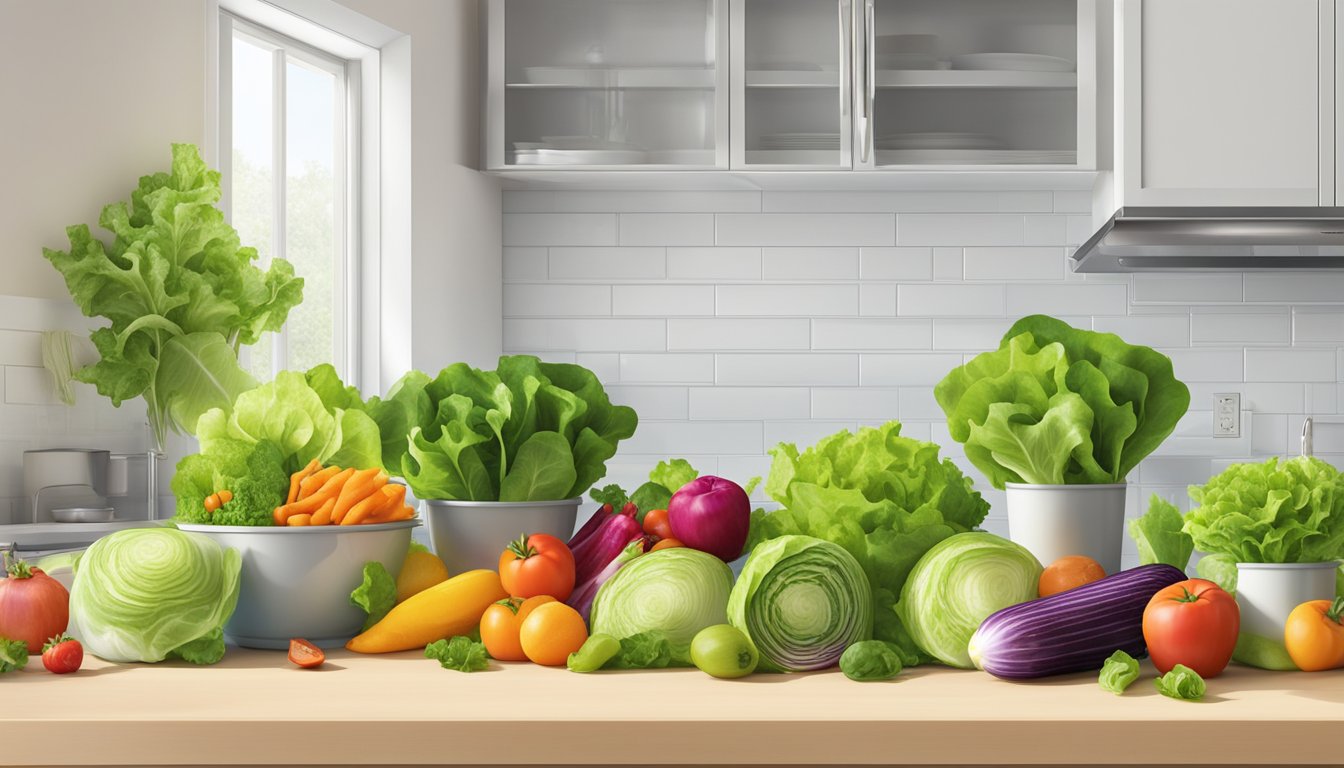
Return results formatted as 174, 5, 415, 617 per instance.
968, 563, 1187, 680
568, 502, 646, 588
668, 476, 751, 562
566, 540, 644, 622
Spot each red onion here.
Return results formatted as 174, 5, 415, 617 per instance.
668, 476, 751, 562
0, 561, 69, 654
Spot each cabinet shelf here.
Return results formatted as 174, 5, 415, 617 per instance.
507, 67, 715, 90
744, 70, 841, 88
875, 70, 1077, 89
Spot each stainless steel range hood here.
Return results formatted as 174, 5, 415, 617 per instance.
1069, 207, 1344, 272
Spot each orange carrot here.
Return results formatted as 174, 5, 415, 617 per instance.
310, 497, 338, 526
331, 468, 386, 523
276, 467, 355, 523
287, 513, 313, 526
287, 459, 322, 504
298, 466, 341, 500
342, 484, 401, 526
362, 485, 408, 524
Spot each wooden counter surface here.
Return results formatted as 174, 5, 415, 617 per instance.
2, 647, 1342, 767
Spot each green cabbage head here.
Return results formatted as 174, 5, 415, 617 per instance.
70, 528, 241, 664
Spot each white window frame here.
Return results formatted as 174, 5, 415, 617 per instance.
207, 0, 405, 393
219, 13, 357, 380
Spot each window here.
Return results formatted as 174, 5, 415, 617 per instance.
219, 13, 357, 383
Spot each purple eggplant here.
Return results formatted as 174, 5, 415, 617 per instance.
567, 540, 645, 622
569, 501, 646, 587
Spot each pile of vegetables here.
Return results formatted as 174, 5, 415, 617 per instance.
935, 315, 1189, 487
272, 461, 414, 526
42, 144, 303, 450
590, 548, 733, 650
362, 356, 637, 502
68, 528, 241, 664
748, 420, 990, 663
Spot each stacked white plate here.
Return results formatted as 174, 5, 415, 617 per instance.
758, 132, 841, 150
513, 137, 648, 165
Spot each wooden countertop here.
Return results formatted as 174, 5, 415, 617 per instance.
2, 647, 1342, 767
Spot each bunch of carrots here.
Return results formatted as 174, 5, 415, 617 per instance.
273, 459, 417, 526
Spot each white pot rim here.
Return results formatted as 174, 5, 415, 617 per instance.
422, 497, 582, 509
1236, 561, 1340, 570
1005, 482, 1128, 491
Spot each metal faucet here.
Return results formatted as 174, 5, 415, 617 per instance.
1301, 416, 1314, 457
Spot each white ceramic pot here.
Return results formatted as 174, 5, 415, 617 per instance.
178, 520, 417, 650
1233, 561, 1338, 670
423, 498, 580, 574
1004, 483, 1127, 574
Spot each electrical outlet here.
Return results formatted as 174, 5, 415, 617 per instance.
1213, 393, 1240, 438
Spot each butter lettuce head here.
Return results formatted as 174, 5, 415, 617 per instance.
749, 421, 990, 664
70, 528, 241, 664
383, 355, 637, 502
935, 315, 1189, 489
1184, 456, 1344, 564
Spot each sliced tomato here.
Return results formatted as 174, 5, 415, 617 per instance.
288, 638, 326, 669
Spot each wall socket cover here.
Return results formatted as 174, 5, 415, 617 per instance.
1213, 392, 1240, 438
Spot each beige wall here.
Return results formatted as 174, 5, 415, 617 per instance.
337, 0, 504, 374
0, 0, 207, 299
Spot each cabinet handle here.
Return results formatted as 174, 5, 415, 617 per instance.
861, 0, 875, 163
838, 0, 849, 118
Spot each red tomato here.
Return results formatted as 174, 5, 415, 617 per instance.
1142, 578, 1239, 678
0, 560, 69, 653
288, 638, 326, 669
41, 634, 82, 674
498, 533, 575, 601
642, 509, 673, 541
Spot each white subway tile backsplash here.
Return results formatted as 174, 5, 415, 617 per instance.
689, 387, 811, 420
1307, 383, 1338, 413
1006, 284, 1128, 316
1245, 274, 1344, 303
668, 319, 811, 351
1190, 313, 1291, 345
812, 388, 901, 420
621, 421, 763, 455
716, 285, 857, 316
575, 353, 620, 383
666, 248, 762, 280
898, 284, 1004, 317
1293, 312, 1344, 344
605, 386, 689, 420
765, 420, 859, 448
1163, 349, 1245, 382
5, 366, 60, 405
503, 213, 616, 246
549, 247, 665, 280
932, 248, 963, 280
963, 248, 1065, 281
717, 214, 895, 247
1053, 190, 1092, 213
716, 354, 859, 386
763, 191, 1052, 213
503, 248, 548, 282
812, 319, 932, 351
1186, 383, 1305, 414
619, 354, 715, 383
762, 248, 859, 280
859, 285, 897, 316
1250, 413, 1289, 455
1023, 215, 1067, 245
504, 318, 667, 352
0, 331, 43, 367
1066, 215, 1094, 246
897, 214, 1023, 246
505, 190, 760, 213
861, 353, 964, 386
503, 284, 611, 317
932, 318, 1014, 350
898, 387, 943, 420
612, 285, 715, 317
620, 214, 714, 246
860, 247, 933, 280
1245, 349, 1336, 382
1092, 316, 1191, 348
1133, 274, 1242, 304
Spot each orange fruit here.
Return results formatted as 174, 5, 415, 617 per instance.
1038, 555, 1106, 597
395, 549, 450, 603
519, 602, 589, 666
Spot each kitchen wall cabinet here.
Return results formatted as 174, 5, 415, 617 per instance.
1118, 0, 1338, 207
486, 0, 1097, 176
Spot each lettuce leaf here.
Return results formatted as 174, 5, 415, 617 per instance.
1098, 650, 1140, 694
1185, 456, 1344, 564
1154, 664, 1206, 701
750, 421, 990, 664
1130, 496, 1194, 570
350, 562, 397, 631
935, 315, 1188, 489
42, 144, 302, 448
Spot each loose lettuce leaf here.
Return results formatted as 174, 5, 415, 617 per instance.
1098, 650, 1140, 694
567, 634, 623, 672
397, 356, 636, 501
1154, 664, 1206, 701
350, 562, 397, 631
1195, 554, 1239, 595
1130, 496, 1194, 570
751, 421, 989, 664
42, 144, 302, 448
840, 640, 904, 682
589, 484, 629, 509
0, 637, 29, 673
1185, 456, 1344, 564
935, 315, 1187, 489
649, 459, 698, 496
425, 636, 489, 672
171, 627, 227, 665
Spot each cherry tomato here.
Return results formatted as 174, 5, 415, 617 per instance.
1038, 555, 1106, 597
41, 634, 82, 674
499, 533, 576, 602
479, 595, 556, 662
288, 638, 326, 669
1284, 597, 1344, 672
691, 624, 757, 679
519, 602, 588, 666
642, 509, 673, 540
650, 537, 684, 551
1142, 578, 1239, 678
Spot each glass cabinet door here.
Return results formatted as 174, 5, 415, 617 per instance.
732, 0, 853, 169
487, 0, 728, 169
859, 0, 1090, 169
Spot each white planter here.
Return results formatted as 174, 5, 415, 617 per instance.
1004, 483, 1127, 574
1233, 561, 1338, 670
423, 497, 581, 574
